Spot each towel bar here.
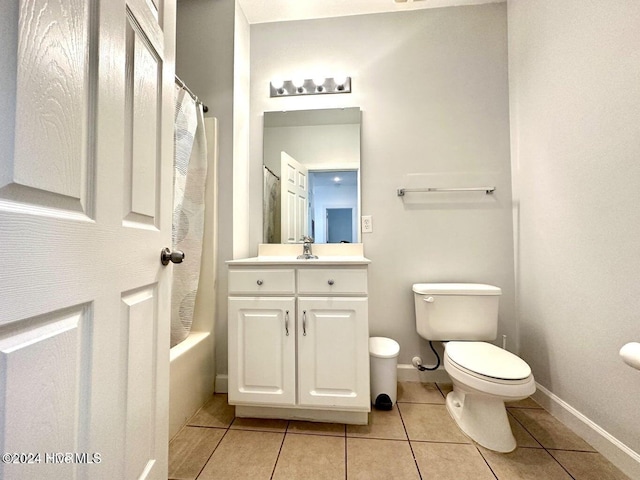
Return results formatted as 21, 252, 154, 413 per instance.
397, 186, 496, 196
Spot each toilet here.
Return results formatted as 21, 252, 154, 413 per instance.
413, 283, 535, 453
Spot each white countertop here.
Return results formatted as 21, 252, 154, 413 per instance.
227, 255, 371, 266
226, 243, 371, 266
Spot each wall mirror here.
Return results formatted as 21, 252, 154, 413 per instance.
263, 107, 361, 244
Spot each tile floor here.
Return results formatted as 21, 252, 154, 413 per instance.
168, 382, 630, 480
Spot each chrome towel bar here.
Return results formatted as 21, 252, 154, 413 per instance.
397, 186, 496, 196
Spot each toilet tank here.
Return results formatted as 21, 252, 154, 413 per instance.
413, 283, 501, 341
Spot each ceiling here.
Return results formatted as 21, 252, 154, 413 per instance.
237, 0, 504, 24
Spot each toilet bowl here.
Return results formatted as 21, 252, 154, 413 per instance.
443, 341, 535, 452
412, 283, 536, 453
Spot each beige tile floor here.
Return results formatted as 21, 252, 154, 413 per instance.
169, 382, 630, 480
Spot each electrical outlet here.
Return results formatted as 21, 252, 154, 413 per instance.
361, 215, 373, 233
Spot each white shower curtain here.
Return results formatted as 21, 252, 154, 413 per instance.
171, 85, 208, 347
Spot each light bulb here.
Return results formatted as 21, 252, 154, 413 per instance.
292, 78, 305, 93
271, 79, 285, 94
333, 75, 347, 86
313, 77, 326, 92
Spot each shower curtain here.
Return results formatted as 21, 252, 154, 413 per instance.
171, 85, 208, 347
263, 166, 281, 243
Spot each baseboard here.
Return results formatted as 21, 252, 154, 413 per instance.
533, 383, 640, 479
397, 363, 451, 384
215, 373, 228, 393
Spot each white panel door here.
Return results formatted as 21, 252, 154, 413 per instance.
297, 297, 370, 409
280, 151, 308, 243
0, 0, 175, 479
228, 297, 296, 406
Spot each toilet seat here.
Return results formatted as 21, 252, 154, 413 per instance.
445, 341, 531, 381
444, 354, 535, 400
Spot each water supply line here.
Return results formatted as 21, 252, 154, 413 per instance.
412, 341, 441, 371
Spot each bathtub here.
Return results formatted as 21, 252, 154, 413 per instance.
169, 331, 215, 438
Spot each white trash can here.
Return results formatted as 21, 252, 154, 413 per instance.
369, 337, 400, 410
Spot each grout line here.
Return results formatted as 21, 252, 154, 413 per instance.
344, 431, 348, 480
396, 403, 423, 480
545, 449, 577, 480
434, 382, 448, 398
186, 424, 230, 430
506, 410, 544, 449
194, 425, 231, 480
408, 439, 477, 445
474, 445, 499, 480
506, 410, 577, 479
269, 421, 289, 480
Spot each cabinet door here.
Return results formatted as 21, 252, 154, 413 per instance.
297, 297, 370, 409
228, 297, 296, 406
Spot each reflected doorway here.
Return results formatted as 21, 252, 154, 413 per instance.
308, 170, 358, 243
326, 208, 353, 243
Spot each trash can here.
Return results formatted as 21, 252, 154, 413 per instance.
369, 337, 400, 410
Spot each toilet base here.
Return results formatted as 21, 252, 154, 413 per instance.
446, 389, 517, 453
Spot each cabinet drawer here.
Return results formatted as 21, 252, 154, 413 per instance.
297, 268, 368, 295
229, 269, 295, 294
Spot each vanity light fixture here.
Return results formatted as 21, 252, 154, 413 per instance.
270, 76, 352, 97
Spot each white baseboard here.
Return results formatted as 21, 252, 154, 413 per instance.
397, 363, 451, 384
533, 383, 640, 479
215, 373, 228, 393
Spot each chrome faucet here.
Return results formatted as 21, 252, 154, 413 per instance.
297, 236, 318, 259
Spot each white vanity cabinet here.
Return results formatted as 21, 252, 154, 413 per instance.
227, 256, 371, 424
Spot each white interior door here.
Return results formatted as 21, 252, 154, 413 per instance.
0, 0, 175, 479
281, 151, 308, 243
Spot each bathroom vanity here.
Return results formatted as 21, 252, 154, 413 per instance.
227, 244, 371, 424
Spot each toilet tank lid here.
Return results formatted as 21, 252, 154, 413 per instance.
412, 283, 502, 296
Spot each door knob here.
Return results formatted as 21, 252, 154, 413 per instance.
161, 247, 185, 265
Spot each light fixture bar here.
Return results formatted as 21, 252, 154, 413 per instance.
270, 77, 352, 97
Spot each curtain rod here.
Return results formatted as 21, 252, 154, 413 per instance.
263, 165, 280, 180
175, 75, 209, 113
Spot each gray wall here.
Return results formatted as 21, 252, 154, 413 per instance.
508, 0, 640, 458
248, 4, 516, 366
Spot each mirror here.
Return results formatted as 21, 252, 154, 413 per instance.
263, 107, 361, 244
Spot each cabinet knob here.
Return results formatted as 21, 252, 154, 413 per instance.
256, 279, 263, 286
328, 279, 335, 286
